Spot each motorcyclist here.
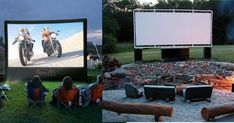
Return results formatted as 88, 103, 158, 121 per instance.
41, 27, 53, 52
12, 28, 34, 55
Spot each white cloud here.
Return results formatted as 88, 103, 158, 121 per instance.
88, 29, 102, 45
138, 0, 158, 4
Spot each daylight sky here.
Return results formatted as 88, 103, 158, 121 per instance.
138, 0, 194, 4
138, 0, 158, 4
0, 0, 102, 45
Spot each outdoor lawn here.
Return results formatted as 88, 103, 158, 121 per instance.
108, 43, 234, 64
0, 69, 102, 123
0, 81, 102, 123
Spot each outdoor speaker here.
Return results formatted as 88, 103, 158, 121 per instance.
204, 47, 211, 59
134, 49, 142, 63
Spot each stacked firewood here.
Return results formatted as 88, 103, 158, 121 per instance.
103, 76, 124, 90
102, 55, 121, 73
195, 74, 232, 91
102, 56, 125, 89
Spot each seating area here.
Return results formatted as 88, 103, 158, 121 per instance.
0, 74, 103, 122
0, 81, 102, 123
123, 83, 213, 103
50, 76, 102, 109
103, 85, 234, 122
103, 60, 234, 122
25, 75, 80, 109
24, 75, 103, 109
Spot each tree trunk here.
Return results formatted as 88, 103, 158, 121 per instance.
201, 102, 234, 121
102, 100, 173, 121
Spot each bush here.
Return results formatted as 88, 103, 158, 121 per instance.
97, 62, 102, 69
103, 34, 117, 53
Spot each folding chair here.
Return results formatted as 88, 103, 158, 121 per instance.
89, 75, 102, 105
27, 87, 44, 108
0, 84, 11, 101
57, 85, 79, 110
79, 87, 91, 107
25, 75, 48, 108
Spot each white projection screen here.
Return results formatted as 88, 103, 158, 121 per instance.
134, 9, 213, 48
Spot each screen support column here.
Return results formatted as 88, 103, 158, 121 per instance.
204, 47, 212, 59
134, 48, 142, 63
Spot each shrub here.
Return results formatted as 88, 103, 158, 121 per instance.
103, 34, 117, 53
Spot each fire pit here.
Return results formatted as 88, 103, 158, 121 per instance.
123, 61, 234, 91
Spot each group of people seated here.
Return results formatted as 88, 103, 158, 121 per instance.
50, 76, 79, 106
26, 75, 102, 108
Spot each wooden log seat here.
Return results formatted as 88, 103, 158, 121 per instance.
201, 102, 234, 121
102, 100, 173, 122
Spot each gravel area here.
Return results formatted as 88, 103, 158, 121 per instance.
103, 88, 234, 122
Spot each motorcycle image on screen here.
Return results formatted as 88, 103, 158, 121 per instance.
12, 34, 35, 66
44, 31, 62, 57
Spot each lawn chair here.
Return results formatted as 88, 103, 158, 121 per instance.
89, 75, 102, 105
57, 85, 79, 109
26, 81, 44, 108
26, 75, 48, 108
79, 87, 91, 107
0, 84, 11, 101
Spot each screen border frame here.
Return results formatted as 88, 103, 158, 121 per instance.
4, 18, 87, 81
133, 9, 213, 49
0, 37, 6, 82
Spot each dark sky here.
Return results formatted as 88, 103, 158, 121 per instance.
0, 0, 102, 44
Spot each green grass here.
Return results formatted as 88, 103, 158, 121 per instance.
116, 42, 134, 52
0, 62, 101, 123
88, 69, 101, 77
108, 43, 234, 64
0, 82, 101, 123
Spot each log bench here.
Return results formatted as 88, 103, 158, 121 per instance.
201, 102, 234, 121
102, 100, 173, 122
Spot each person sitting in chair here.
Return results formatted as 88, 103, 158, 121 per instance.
89, 75, 103, 104
27, 75, 48, 101
50, 76, 79, 107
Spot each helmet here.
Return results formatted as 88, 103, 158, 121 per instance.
43, 27, 49, 30
21, 28, 28, 32
21, 28, 25, 32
